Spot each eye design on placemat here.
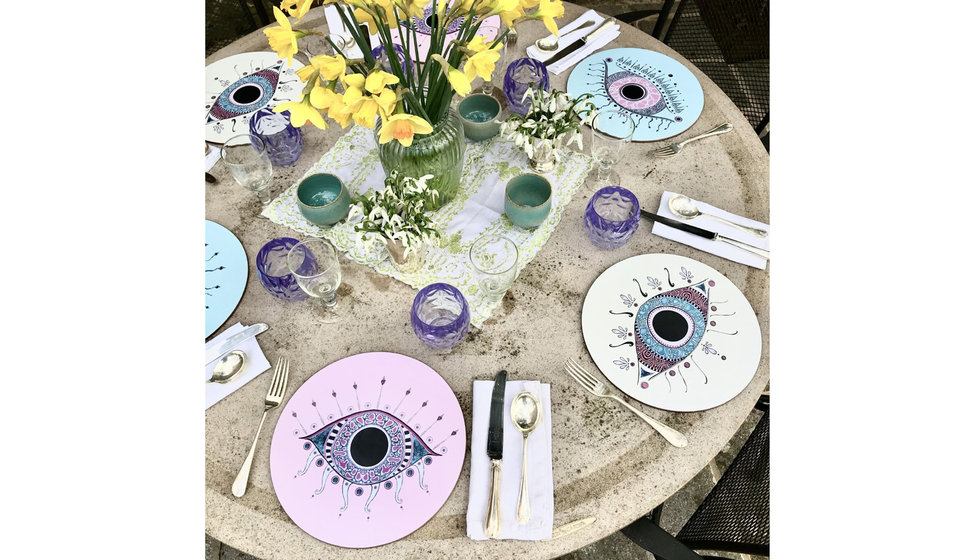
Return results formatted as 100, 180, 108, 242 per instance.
608, 273, 737, 392
584, 58, 688, 133
294, 386, 459, 515
206, 61, 293, 130
402, 6, 464, 35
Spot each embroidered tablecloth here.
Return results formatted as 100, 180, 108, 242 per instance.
262, 125, 592, 327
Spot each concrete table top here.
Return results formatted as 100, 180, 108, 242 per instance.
205, 5, 769, 559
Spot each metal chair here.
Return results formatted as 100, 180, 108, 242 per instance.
619, 0, 769, 147
621, 401, 770, 559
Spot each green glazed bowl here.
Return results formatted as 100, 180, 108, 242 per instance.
296, 173, 350, 226
458, 94, 502, 141
505, 173, 552, 228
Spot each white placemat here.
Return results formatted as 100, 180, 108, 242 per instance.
261, 125, 592, 327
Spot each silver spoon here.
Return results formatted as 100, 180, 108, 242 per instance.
535, 20, 596, 51
207, 350, 248, 384
511, 391, 543, 524
668, 194, 769, 238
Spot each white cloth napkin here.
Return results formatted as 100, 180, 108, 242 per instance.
205, 323, 272, 409
205, 144, 220, 172
526, 9, 621, 75
652, 191, 770, 269
466, 380, 553, 540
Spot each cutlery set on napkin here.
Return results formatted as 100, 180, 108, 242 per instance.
646, 191, 771, 269
205, 322, 272, 409
526, 10, 621, 74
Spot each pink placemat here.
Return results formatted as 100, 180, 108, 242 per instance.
270, 352, 466, 548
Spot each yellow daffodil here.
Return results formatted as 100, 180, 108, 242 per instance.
498, 6, 526, 28
342, 73, 366, 106
378, 113, 434, 146
280, 0, 315, 21
464, 49, 500, 81
530, 0, 564, 36
399, 0, 428, 18
432, 55, 473, 96
264, 7, 305, 64
489, 0, 521, 14
297, 54, 347, 83
466, 35, 491, 53
310, 84, 353, 127
274, 95, 327, 129
346, 88, 398, 127
365, 70, 400, 94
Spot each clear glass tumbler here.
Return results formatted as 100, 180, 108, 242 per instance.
287, 238, 343, 323
411, 283, 470, 352
469, 234, 519, 298
221, 133, 274, 204
589, 111, 636, 188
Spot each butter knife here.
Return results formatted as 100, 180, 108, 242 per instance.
484, 370, 508, 539
543, 17, 617, 67
205, 323, 268, 364
641, 210, 770, 260
546, 516, 597, 540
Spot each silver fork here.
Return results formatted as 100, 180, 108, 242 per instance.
564, 358, 688, 448
652, 122, 733, 158
232, 356, 290, 497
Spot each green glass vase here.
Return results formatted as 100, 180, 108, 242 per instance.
376, 108, 465, 210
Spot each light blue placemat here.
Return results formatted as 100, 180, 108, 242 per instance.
567, 47, 704, 141
205, 220, 248, 338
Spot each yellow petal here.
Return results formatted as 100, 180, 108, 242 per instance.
365, 70, 399, 95
447, 68, 472, 96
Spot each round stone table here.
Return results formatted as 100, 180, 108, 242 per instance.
205, 5, 769, 559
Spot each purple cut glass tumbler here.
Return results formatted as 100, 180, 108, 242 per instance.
503, 57, 549, 116
248, 107, 303, 166
584, 186, 641, 250
411, 283, 470, 352
256, 237, 309, 301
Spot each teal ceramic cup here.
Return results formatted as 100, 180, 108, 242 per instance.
458, 94, 502, 141
505, 173, 552, 228
296, 173, 350, 226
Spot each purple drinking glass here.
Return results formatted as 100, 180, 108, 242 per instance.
248, 107, 303, 166
503, 57, 549, 116
256, 237, 310, 301
411, 283, 470, 351
584, 186, 641, 250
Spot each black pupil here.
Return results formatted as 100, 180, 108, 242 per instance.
652, 310, 689, 342
425, 15, 436, 28
350, 427, 388, 467
232, 84, 262, 104
620, 84, 645, 100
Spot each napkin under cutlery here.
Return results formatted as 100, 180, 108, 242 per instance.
526, 9, 621, 75
466, 379, 553, 540
205, 322, 272, 409
652, 191, 770, 269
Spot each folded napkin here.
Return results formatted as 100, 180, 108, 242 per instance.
323, 4, 378, 57
205, 144, 220, 173
526, 9, 621, 75
205, 323, 272, 409
652, 191, 770, 269
466, 380, 553, 540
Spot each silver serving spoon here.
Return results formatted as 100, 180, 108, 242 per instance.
535, 20, 596, 51
511, 391, 543, 524
207, 350, 248, 384
668, 194, 769, 238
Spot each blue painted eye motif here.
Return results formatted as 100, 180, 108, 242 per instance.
297, 409, 440, 512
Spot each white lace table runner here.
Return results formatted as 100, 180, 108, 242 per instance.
261, 125, 591, 328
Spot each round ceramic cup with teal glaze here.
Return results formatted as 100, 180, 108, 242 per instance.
458, 94, 502, 141
505, 173, 552, 228
296, 173, 350, 226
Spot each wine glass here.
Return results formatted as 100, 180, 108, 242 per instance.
588, 110, 636, 189
287, 238, 343, 323
220, 134, 274, 204
481, 31, 509, 95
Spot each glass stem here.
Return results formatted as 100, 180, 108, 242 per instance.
321, 293, 337, 308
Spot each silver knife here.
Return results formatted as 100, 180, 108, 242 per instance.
641, 210, 770, 260
546, 516, 597, 540
205, 323, 268, 364
543, 17, 617, 67
484, 370, 508, 539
